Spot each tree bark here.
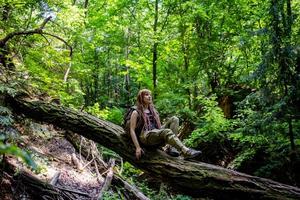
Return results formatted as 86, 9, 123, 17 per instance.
7, 94, 300, 199
124, 28, 131, 107
152, 0, 158, 98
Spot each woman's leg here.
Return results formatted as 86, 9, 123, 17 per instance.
140, 129, 184, 152
162, 116, 180, 156
140, 128, 201, 159
162, 116, 179, 135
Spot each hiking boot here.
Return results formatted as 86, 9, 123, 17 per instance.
165, 146, 180, 157
182, 148, 202, 160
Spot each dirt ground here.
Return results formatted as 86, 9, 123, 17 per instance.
1, 120, 105, 199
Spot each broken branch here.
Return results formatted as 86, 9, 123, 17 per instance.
98, 159, 115, 199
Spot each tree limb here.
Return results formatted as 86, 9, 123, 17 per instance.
0, 16, 72, 57
0, 16, 52, 46
98, 159, 115, 199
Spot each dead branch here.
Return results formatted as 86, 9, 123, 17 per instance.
81, 156, 95, 170
55, 185, 91, 197
66, 133, 149, 200
64, 61, 72, 82
112, 175, 150, 200
49, 171, 61, 186
98, 159, 115, 199
71, 152, 83, 170
94, 159, 104, 183
65, 133, 107, 170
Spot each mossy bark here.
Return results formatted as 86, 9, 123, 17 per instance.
7, 94, 300, 199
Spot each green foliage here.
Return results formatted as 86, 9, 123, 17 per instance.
234, 90, 295, 141
120, 162, 193, 200
118, 162, 157, 198
155, 92, 194, 119
121, 162, 143, 178
172, 195, 193, 200
1, 0, 300, 190
227, 148, 257, 169
98, 145, 120, 161
254, 140, 291, 177
0, 82, 18, 97
58, 80, 85, 108
0, 106, 13, 126
185, 95, 231, 147
101, 190, 120, 200
0, 105, 36, 169
86, 103, 123, 125
0, 141, 36, 169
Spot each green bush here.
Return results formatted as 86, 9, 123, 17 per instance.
185, 95, 231, 147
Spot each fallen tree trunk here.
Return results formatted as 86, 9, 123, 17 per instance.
7, 94, 300, 199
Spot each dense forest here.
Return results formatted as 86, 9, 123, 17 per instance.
1, 0, 300, 199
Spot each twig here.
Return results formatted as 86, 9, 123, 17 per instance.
71, 153, 83, 170
113, 175, 150, 200
91, 150, 104, 182
79, 136, 83, 162
81, 157, 95, 170
41, 32, 72, 56
65, 133, 150, 200
94, 159, 103, 183
119, 157, 124, 174
86, 142, 91, 160
55, 185, 91, 197
0, 16, 52, 46
100, 169, 110, 176
97, 159, 115, 199
49, 171, 61, 186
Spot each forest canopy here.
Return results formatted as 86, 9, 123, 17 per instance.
1, 0, 300, 199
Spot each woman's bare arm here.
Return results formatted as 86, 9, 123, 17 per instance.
130, 110, 143, 159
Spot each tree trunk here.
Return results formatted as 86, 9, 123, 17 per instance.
124, 28, 131, 107
7, 94, 300, 199
152, 0, 158, 98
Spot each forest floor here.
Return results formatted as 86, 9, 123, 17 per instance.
1, 119, 108, 200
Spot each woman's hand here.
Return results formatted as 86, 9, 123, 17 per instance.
135, 147, 144, 160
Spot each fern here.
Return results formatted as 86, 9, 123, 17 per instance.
0, 104, 36, 169
0, 103, 14, 126
227, 149, 257, 170
0, 82, 18, 97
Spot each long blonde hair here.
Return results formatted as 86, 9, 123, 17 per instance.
136, 89, 161, 130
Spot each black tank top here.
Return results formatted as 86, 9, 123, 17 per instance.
145, 111, 157, 131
